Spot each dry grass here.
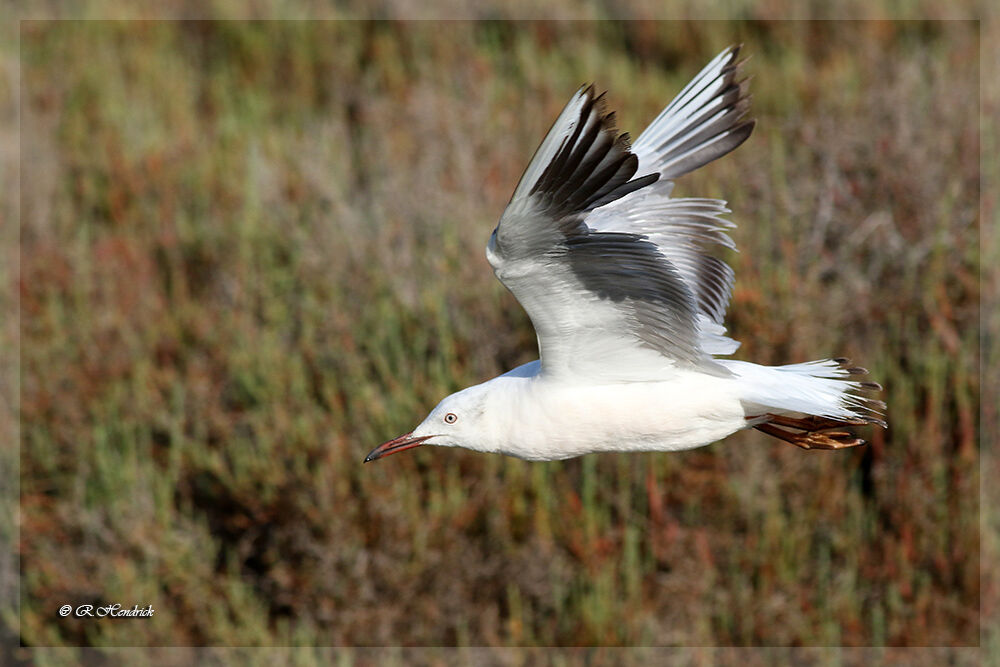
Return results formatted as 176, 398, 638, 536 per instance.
12, 18, 987, 657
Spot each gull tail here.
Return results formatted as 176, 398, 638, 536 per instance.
723, 358, 887, 449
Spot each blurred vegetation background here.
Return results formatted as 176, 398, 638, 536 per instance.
11, 17, 990, 657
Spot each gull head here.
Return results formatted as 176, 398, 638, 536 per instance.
364, 384, 493, 463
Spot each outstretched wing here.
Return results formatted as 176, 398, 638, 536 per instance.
620, 44, 754, 328
488, 47, 753, 381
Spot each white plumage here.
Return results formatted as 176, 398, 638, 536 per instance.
366, 46, 884, 464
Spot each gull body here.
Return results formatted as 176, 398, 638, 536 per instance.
406, 361, 746, 461
366, 46, 884, 464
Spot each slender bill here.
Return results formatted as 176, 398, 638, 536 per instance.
364, 433, 433, 463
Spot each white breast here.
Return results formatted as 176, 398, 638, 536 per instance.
485, 369, 747, 461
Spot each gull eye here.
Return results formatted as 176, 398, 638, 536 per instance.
444, 413, 457, 424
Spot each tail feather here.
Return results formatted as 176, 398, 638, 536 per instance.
722, 358, 886, 447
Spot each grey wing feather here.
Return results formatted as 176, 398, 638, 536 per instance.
563, 232, 703, 365
490, 86, 710, 376
592, 45, 755, 328
632, 45, 755, 181
589, 193, 738, 325
489, 47, 755, 379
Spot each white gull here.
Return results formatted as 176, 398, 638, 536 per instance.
365, 46, 885, 463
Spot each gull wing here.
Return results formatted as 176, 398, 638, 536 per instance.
488, 87, 706, 380
606, 44, 754, 330
487, 47, 754, 381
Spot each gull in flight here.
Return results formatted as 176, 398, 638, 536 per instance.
365, 46, 885, 463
